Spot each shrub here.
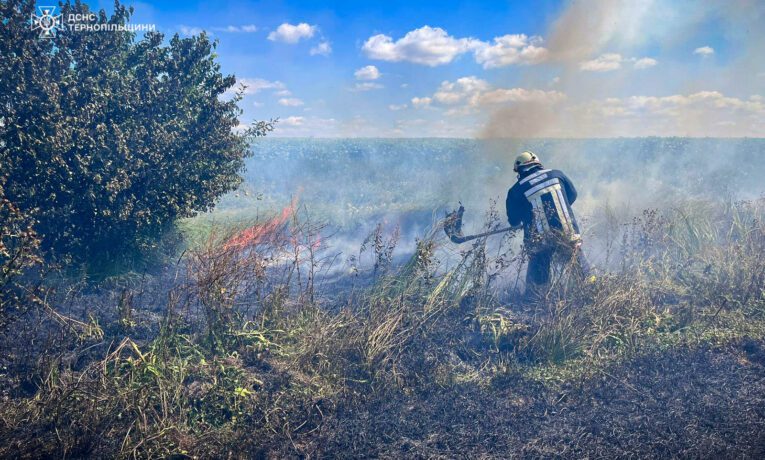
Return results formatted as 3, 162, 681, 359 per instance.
0, 180, 42, 330
0, 0, 273, 268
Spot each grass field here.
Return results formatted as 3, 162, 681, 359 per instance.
2, 139, 765, 457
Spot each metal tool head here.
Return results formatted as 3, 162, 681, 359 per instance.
443, 204, 467, 243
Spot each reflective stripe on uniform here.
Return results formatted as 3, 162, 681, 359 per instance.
526, 178, 576, 236
549, 187, 574, 234
519, 169, 551, 185
529, 195, 549, 233
527, 174, 548, 186
524, 178, 560, 197
555, 188, 574, 233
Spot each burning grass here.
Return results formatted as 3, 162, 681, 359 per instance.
2, 198, 765, 457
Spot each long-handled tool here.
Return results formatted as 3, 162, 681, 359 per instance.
443, 204, 518, 244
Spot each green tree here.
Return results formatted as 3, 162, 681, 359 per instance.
0, 178, 42, 329
0, 0, 272, 268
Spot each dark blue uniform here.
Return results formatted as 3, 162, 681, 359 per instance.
506, 165, 589, 292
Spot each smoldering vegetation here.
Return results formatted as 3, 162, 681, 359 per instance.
3, 138, 765, 458
199, 137, 765, 269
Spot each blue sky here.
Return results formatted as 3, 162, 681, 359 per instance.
102, 0, 763, 137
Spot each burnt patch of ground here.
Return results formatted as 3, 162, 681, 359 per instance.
310, 339, 765, 458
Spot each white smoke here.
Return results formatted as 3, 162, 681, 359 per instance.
480, 0, 765, 139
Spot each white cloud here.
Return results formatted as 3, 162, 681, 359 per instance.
633, 57, 657, 69
694, 46, 715, 56
560, 90, 765, 137
274, 89, 292, 97
310, 41, 332, 56
579, 53, 623, 71
278, 98, 304, 107
268, 23, 317, 43
578, 54, 656, 71
281, 116, 304, 126
362, 26, 550, 68
433, 76, 490, 104
350, 82, 384, 92
411, 97, 432, 108
179, 25, 205, 36
472, 34, 549, 69
362, 26, 474, 66
388, 104, 408, 111
478, 89, 765, 138
431, 76, 564, 108
475, 88, 567, 106
233, 78, 287, 95
272, 115, 343, 136
212, 24, 258, 33
623, 91, 764, 113
354, 65, 381, 80
417, 76, 565, 117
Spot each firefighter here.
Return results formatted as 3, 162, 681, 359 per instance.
505, 151, 591, 297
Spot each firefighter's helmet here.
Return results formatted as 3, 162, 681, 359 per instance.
513, 151, 541, 172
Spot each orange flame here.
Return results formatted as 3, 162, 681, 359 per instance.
223, 197, 298, 251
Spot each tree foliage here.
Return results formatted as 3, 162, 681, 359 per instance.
0, 0, 272, 266
0, 178, 42, 329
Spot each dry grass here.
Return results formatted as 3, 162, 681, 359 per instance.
2, 198, 765, 457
